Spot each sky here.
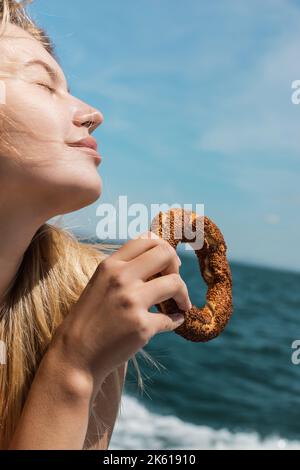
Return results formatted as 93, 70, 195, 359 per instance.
29, 0, 300, 272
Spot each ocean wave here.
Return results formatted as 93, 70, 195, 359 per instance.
109, 394, 300, 450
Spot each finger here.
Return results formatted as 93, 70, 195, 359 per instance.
146, 311, 186, 335
141, 273, 192, 312
109, 231, 161, 262
125, 242, 180, 281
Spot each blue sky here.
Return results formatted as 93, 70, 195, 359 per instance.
30, 0, 300, 271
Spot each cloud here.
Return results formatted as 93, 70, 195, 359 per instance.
196, 11, 300, 156
33, 0, 300, 270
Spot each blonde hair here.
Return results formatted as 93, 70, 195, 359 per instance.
0, 0, 160, 449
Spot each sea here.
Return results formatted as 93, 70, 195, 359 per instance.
107, 250, 300, 450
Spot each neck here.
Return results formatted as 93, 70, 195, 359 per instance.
0, 203, 49, 302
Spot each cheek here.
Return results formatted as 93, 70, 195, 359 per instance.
4, 81, 67, 155
1, 81, 103, 210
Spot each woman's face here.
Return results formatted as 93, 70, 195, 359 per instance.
0, 24, 104, 217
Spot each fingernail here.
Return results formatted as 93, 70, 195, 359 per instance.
177, 255, 182, 266
176, 313, 185, 324
170, 313, 185, 323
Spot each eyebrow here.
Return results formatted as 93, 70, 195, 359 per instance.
24, 59, 71, 93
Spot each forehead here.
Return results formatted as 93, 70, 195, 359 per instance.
0, 23, 65, 82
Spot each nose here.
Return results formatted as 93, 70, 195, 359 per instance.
73, 105, 104, 133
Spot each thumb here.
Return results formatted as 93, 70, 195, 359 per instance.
148, 311, 185, 334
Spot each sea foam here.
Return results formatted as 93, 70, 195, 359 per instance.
109, 394, 300, 450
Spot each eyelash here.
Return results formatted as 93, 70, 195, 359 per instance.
36, 83, 56, 94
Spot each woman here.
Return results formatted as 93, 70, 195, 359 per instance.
0, 0, 191, 450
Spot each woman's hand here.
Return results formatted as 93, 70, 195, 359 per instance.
54, 231, 192, 392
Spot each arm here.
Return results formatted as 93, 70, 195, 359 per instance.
84, 361, 128, 450
8, 339, 96, 450
8, 336, 128, 450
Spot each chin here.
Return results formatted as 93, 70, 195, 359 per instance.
59, 175, 103, 214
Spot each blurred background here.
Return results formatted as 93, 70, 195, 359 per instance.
31, 0, 300, 449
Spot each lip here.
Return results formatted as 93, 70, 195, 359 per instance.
67, 137, 102, 164
77, 146, 102, 164
69, 136, 98, 151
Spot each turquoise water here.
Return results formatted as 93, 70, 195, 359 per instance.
110, 253, 300, 449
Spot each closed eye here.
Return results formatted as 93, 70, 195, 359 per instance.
36, 83, 56, 94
